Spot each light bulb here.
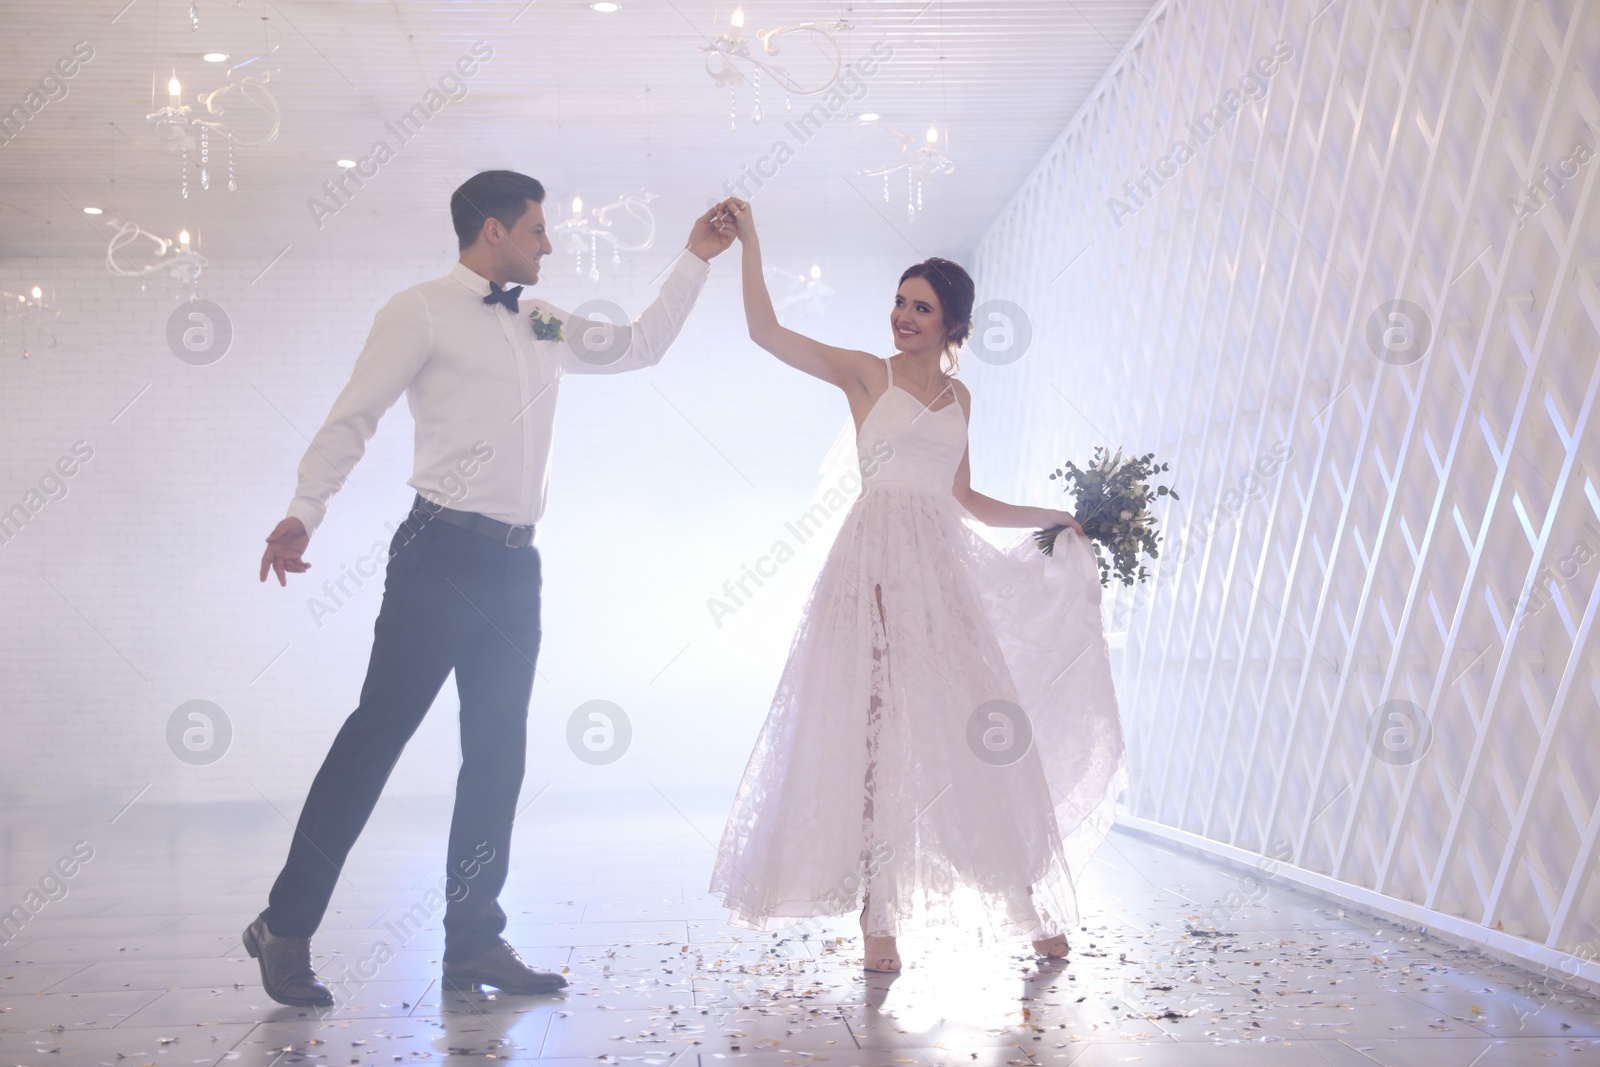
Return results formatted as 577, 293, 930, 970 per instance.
179, 229, 191, 246
809, 264, 821, 279
30, 286, 42, 300
732, 6, 744, 28
572, 196, 583, 215
168, 75, 182, 103
926, 125, 939, 143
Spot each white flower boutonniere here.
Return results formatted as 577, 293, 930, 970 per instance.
529, 308, 565, 343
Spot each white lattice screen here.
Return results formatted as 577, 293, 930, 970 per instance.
967, 0, 1600, 976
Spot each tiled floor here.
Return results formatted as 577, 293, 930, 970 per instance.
3, 787, 1598, 1066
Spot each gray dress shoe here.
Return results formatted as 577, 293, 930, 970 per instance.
242, 913, 335, 1007
442, 939, 567, 994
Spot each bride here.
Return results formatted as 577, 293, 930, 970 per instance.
707, 198, 1127, 972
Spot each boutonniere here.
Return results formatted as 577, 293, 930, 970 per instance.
528, 307, 565, 342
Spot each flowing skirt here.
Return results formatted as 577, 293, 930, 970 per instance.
710, 483, 1127, 940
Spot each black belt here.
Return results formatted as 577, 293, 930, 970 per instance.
411, 493, 535, 549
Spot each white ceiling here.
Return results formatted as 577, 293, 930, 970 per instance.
0, 0, 1159, 265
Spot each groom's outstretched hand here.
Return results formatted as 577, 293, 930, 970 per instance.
260, 517, 311, 586
686, 199, 740, 262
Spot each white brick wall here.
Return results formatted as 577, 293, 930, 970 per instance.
0, 255, 437, 806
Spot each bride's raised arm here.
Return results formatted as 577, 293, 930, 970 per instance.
720, 198, 876, 395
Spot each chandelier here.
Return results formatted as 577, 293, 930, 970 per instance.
105, 219, 209, 290
702, 6, 847, 131
551, 191, 658, 282
764, 264, 834, 316
145, 59, 280, 198
0, 287, 59, 360
849, 120, 955, 222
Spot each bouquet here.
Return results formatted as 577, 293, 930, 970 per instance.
1034, 446, 1178, 587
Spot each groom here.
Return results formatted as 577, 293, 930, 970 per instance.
248, 170, 735, 1005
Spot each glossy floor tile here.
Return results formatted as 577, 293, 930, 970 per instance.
3, 790, 1598, 1066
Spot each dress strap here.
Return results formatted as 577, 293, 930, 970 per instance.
885, 358, 893, 388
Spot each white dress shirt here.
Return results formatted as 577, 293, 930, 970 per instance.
285, 248, 711, 538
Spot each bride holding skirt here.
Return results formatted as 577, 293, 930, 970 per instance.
707, 199, 1127, 971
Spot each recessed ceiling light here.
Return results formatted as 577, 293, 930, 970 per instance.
590, 2, 621, 11
859, 112, 879, 122
82, 206, 102, 215
203, 52, 229, 63
336, 159, 357, 168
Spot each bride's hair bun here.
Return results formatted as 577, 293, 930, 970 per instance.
897, 256, 975, 372
950, 316, 974, 348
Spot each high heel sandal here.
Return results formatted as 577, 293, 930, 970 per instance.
1032, 933, 1070, 958
1024, 886, 1069, 959
860, 900, 901, 973
864, 934, 902, 973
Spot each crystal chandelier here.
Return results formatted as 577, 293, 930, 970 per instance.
145, 62, 280, 198
764, 264, 834, 316
105, 219, 209, 290
850, 120, 955, 222
551, 191, 658, 282
702, 6, 847, 131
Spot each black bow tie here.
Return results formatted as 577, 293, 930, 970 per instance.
483, 281, 523, 313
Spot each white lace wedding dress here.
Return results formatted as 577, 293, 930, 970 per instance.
710, 360, 1128, 941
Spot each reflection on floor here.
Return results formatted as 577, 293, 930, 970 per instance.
2, 789, 1598, 1066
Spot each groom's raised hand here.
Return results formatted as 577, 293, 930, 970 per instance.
686, 199, 739, 262
260, 517, 311, 586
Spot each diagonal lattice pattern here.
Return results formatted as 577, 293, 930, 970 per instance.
967, 0, 1600, 968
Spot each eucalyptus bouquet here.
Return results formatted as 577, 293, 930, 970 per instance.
1034, 447, 1178, 587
